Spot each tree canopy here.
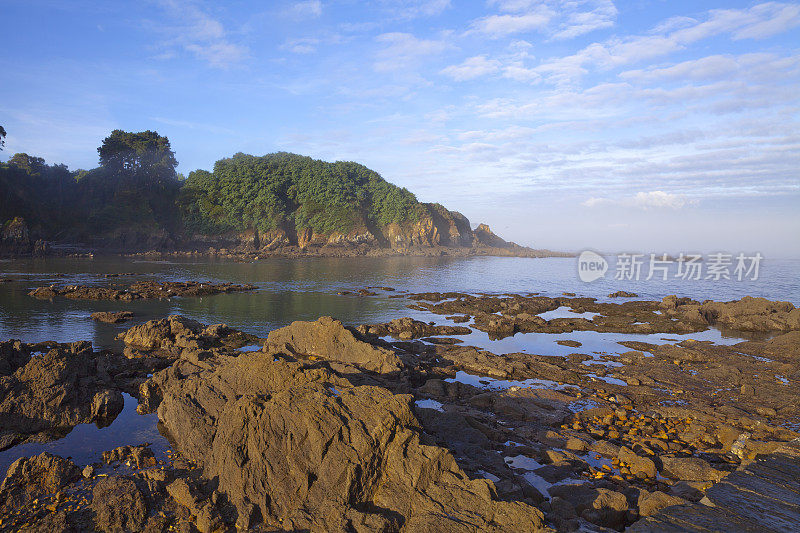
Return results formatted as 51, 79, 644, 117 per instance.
0, 125, 6, 151
2, 132, 431, 247
180, 152, 423, 236
97, 129, 178, 180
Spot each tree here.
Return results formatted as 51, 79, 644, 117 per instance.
0, 125, 5, 151
97, 129, 178, 179
8, 153, 46, 175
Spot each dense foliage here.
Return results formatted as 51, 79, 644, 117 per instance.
1, 129, 426, 245
180, 152, 423, 235
0, 130, 182, 241
0, 153, 79, 236
78, 130, 182, 234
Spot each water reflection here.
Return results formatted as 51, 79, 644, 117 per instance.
0, 255, 797, 472
0, 394, 169, 473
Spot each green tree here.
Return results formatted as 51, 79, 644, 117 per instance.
97, 129, 178, 180
180, 152, 423, 237
8, 153, 46, 174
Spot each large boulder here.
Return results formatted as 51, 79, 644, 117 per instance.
0, 453, 80, 513
0, 341, 124, 446
118, 315, 203, 351
660, 456, 728, 483
662, 295, 800, 332
156, 350, 546, 531
266, 316, 403, 374
357, 317, 471, 340
698, 296, 800, 332
91, 477, 148, 533
547, 484, 629, 530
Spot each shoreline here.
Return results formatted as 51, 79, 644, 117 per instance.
0, 288, 798, 531
1, 243, 575, 261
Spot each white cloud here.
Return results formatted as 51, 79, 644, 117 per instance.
551, 0, 617, 40
631, 191, 695, 209
282, 38, 320, 54
621, 53, 800, 83
474, 0, 616, 39
374, 32, 451, 72
530, 2, 800, 85
734, 3, 800, 39
441, 55, 501, 80
153, 0, 248, 68
289, 0, 323, 18
471, 9, 554, 37
399, 0, 451, 18
583, 191, 696, 209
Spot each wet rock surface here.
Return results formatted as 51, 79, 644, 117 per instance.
149, 341, 546, 531
357, 316, 472, 340
404, 292, 800, 339
29, 280, 257, 300
266, 316, 404, 374
0, 340, 127, 450
91, 311, 135, 323
1, 292, 799, 532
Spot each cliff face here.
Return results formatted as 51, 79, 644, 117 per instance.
187, 202, 522, 254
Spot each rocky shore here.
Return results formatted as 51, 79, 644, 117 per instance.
1, 293, 798, 531
28, 281, 257, 301
1, 215, 571, 260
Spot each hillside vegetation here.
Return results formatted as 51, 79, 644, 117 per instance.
180, 152, 424, 236
1, 128, 523, 253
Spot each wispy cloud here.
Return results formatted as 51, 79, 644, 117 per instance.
470, 8, 554, 37
452, 2, 800, 86
472, 0, 616, 39
373, 32, 451, 72
583, 191, 697, 209
152, 0, 249, 68
387, 0, 452, 20
288, 0, 323, 19
440, 55, 501, 80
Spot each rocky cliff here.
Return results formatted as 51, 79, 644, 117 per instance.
182, 202, 546, 257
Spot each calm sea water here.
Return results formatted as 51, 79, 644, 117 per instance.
0, 255, 797, 471
1, 255, 797, 348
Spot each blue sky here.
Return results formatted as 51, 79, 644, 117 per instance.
1, 0, 799, 255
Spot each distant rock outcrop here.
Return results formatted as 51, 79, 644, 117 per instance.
0, 217, 31, 254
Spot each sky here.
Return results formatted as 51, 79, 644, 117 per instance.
1, 0, 799, 256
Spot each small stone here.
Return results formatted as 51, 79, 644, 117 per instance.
565, 437, 589, 452
82, 465, 94, 479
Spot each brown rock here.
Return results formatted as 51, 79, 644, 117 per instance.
0, 453, 79, 512
102, 444, 157, 469
549, 484, 629, 529
156, 350, 545, 531
91, 311, 134, 324
91, 477, 148, 533
638, 490, 687, 517
267, 316, 403, 374
660, 456, 727, 482
618, 446, 657, 479
0, 341, 124, 441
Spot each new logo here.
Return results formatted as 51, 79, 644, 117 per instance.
578, 250, 608, 282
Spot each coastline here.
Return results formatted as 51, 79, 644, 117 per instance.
0, 281, 798, 531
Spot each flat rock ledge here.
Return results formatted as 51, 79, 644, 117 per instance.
629, 448, 800, 532
29, 280, 257, 300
